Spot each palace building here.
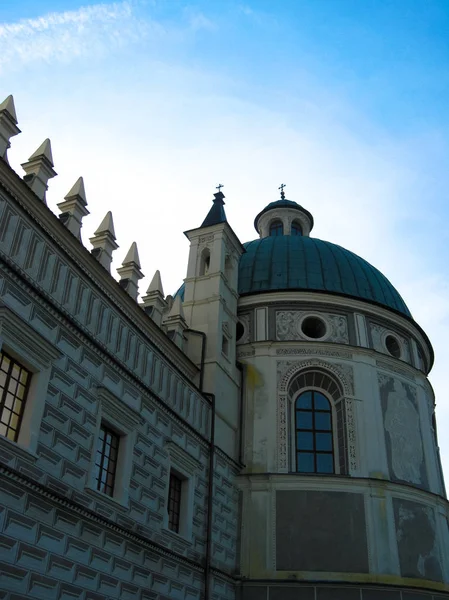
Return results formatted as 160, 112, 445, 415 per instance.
0, 93, 448, 599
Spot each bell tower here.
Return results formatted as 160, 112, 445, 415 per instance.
183, 188, 244, 458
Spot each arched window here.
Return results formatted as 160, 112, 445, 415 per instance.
199, 248, 210, 276
269, 220, 284, 236
295, 390, 334, 474
291, 221, 302, 236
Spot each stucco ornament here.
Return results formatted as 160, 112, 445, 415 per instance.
276, 310, 349, 344
371, 323, 410, 362
384, 379, 423, 484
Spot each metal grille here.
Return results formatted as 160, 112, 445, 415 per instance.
168, 472, 182, 533
95, 425, 119, 497
0, 352, 31, 442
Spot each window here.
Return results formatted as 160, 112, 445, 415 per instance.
95, 424, 120, 497
0, 305, 61, 458
291, 221, 302, 236
164, 441, 200, 540
385, 334, 401, 358
168, 471, 183, 533
301, 315, 327, 339
269, 220, 284, 236
199, 248, 211, 276
222, 335, 229, 356
87, 387, 140, 506
295, 390, 334, 474
0, 352, 31, 442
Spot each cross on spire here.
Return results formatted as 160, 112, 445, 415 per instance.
279, 183, 286, 200
216, 183, 224, 192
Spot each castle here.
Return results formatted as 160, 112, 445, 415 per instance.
0, 93, 448, 599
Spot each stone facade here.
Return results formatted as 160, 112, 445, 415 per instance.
0, 94, 448, 599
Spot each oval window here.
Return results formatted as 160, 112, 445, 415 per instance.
301, 316, 327, 339
236, 321, 245, 342
385, 334, 401, 358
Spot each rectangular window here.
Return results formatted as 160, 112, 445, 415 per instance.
168, 472, 183, 533
95, 424, 120, 497
0, 351, 31, 442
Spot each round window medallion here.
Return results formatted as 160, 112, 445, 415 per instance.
236, 321, 245, 342
301, 316, 327, 339
385, 334, 401, 358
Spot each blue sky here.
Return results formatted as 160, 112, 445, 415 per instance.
1, 0, 449, 475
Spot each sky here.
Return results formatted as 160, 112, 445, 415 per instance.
1, 0, 449, 477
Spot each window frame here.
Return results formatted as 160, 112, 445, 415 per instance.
269, 220, 284, 237
87, 386, 141, 507
294, 389, 335, 474
94, 423, 120, 497
290, 386, 340, 475
0, 304, 61, 458
0, 351, 32, 442
164, 441, 200, 541
291, 221, 303, 236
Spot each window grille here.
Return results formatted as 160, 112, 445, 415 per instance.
0, 351, 31, 442
95, 424, 120, 497
168, 472, 183, 533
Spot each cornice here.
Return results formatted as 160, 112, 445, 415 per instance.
0, 161, 198, 381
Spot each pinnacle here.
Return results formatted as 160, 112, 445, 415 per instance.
122, 241, 141, 267
28, 138, 53, 165
167, 294, 185, 319
65, 176, 86, 203
0, 95, 18, 122
147, 270, 164, 296
94, 211, 116, 238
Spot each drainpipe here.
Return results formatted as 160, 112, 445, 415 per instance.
236, 361, 245, 465
204, 392, 215, 600
185, 328, 206, 391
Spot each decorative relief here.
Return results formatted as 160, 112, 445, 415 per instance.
277, 359, 354, 396
276, 347, 352, 359
378, 375, 426, 487
277, 393, 288, 472
276, 359, 356, 473
370, 323, 411, 362
345, 398, 357, 473
376, 359, 414, 381
276, 310, 349, 344
198, 234, 214, 244
237, 348, 255, 358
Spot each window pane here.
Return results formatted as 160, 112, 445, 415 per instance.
315, 412, 331, 430
297, 412, 313, 429
297, 431, 313, 450
317, 454, 334, 473
297, 453, 314, 472
314, 392, 330, 410
296, 392, 312, 409
316, 432, 332, 451
95, 425, 119, 497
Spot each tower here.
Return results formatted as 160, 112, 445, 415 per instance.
182, 188, 244, 458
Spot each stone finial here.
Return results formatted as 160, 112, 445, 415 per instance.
57, 177, 89, 240
0, 95, 21, 163
163, 294, 187, 348
141, 270, 167, 326
21, 138, 57, 202
117, 242, 144, 301
89, 211, 118, 272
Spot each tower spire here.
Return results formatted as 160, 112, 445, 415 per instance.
200, 185, 227, 228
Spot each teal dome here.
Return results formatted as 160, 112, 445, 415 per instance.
238, 235, 411, 318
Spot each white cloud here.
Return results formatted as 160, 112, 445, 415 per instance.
0, 1, 154, 73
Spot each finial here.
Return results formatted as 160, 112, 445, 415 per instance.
90, 211, 118, 272
279, 183, 286, 200
216, 183, 224, 193
117, 242, 144, 301
21, 138, 57, 202
0, 94, 21, 163
57, 176, 89, 240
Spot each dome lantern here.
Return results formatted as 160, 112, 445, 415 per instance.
254, 184, 314, 238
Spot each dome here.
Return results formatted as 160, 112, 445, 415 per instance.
238, 235, 411, 317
